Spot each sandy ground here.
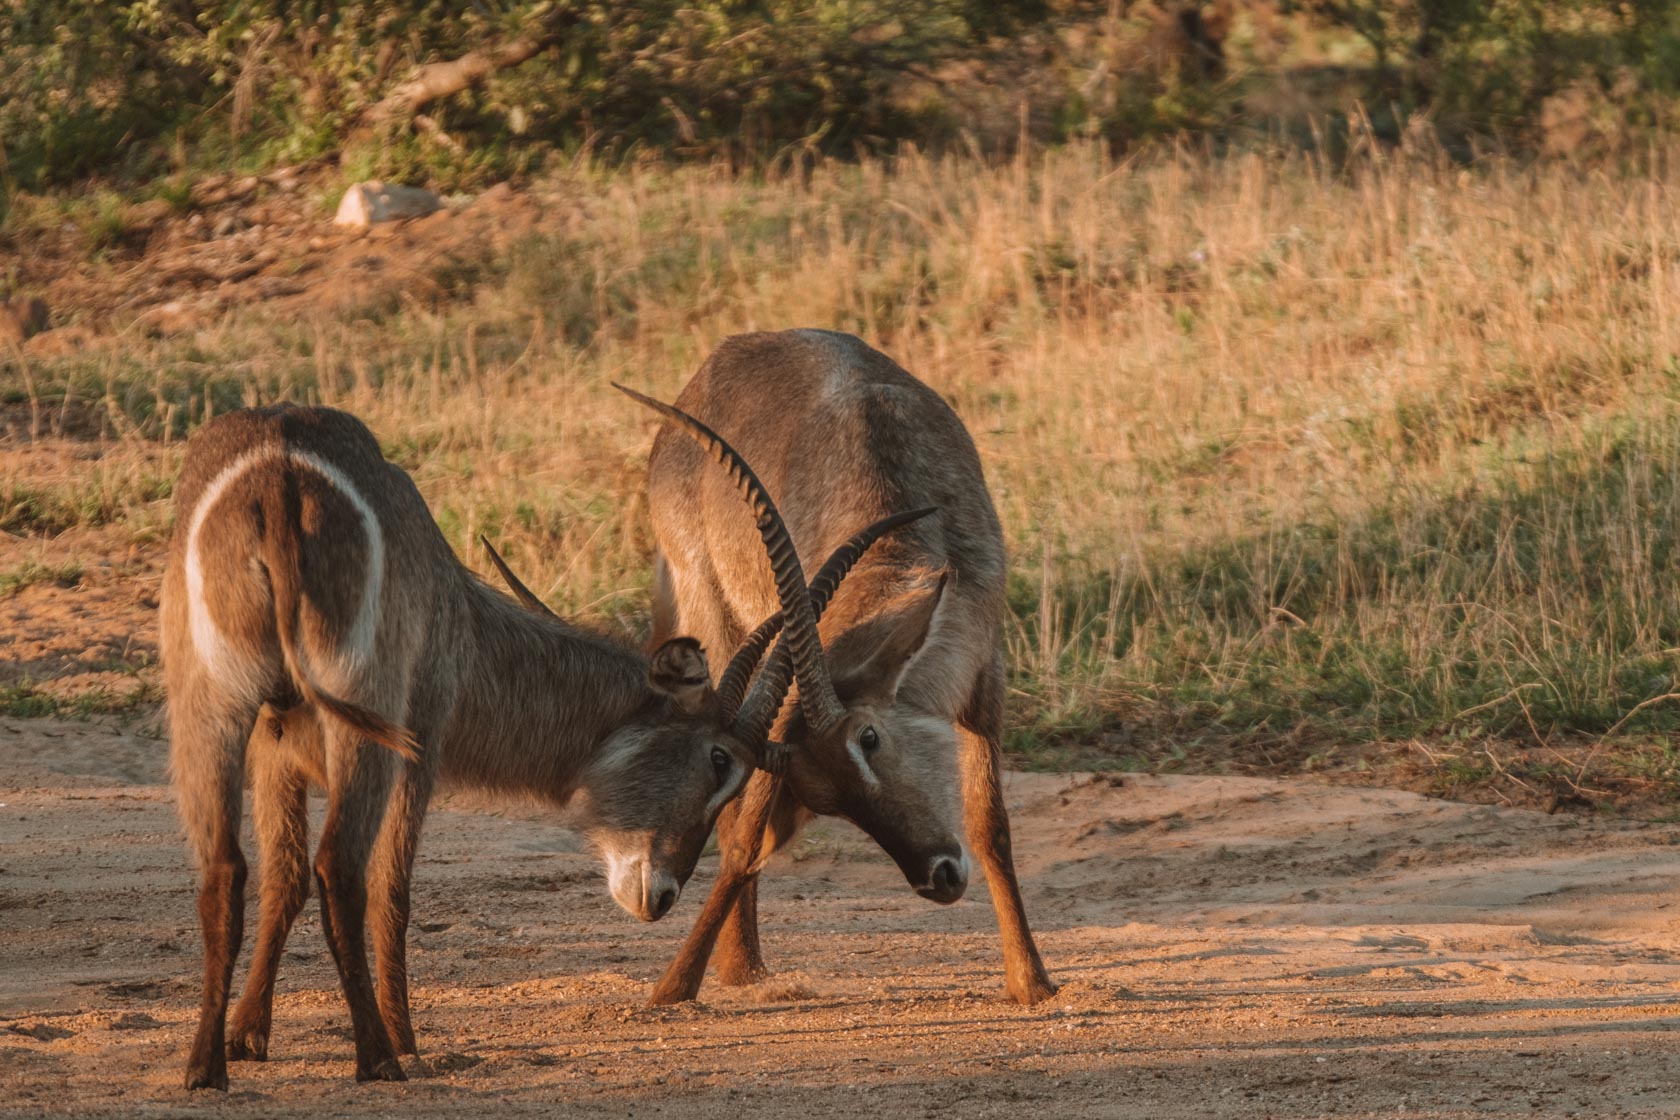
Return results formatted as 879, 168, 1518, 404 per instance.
4, 719, 1680, 1118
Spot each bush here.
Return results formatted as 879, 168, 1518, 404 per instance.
7, 3, 1680, 197
0, 1, 1042, 193
1281, 0, 1680, 150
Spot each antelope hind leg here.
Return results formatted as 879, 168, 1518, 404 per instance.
228, 717, 313, 1062
173, 690, 259, 1090
313, 734, 406, 1082
368, 760, 435, 1056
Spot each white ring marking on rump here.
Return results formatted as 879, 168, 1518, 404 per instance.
185, 449, 277, 689
185, 447, 385, 688
288, 449, 385, 671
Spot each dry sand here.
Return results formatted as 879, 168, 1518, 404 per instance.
4, 717, 1680, 1118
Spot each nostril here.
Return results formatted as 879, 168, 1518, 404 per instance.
913, 856, 967, 903
652, 886, 677, 920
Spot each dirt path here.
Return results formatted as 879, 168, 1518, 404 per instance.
4, 718, 1680, 1118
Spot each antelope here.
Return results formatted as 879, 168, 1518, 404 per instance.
162, 402, 914, 1089
624, 330, 1058, 1007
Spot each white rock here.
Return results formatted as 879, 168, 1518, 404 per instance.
333, 181, 444, 228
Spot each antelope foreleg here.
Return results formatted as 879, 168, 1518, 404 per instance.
647, 773, 780, 1005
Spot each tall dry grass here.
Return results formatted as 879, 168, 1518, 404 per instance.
8, 137, 1680, 760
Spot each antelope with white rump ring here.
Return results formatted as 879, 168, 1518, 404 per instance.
628, 329, 1057, 1007
162, 403, 915, 1089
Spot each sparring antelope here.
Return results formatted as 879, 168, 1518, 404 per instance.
162, 402, 909, 1089
625, 330, 1057, 1007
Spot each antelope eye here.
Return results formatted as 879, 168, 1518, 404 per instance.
710, 745, 733, 784
858, 726, 880, 753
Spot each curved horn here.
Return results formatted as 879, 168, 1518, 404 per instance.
614, 383, 847, 732
716, 616, 784, 720
715, 506, 938, 720
480, 535, 559, 621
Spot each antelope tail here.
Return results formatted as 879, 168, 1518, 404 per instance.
261, 468, 421, 762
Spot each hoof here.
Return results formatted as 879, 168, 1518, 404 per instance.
1005, 974, 1059, 1006
227, 1027, 268, 1062
183, 1062, 228, 1091
715, 962, 770, 989
646, 976, 702, 1007
357, 1057, 407, 1083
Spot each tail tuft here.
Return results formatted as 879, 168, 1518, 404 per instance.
308, 686, 423, 763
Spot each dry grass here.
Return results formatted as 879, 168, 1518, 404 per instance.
7, 137, 1680, 776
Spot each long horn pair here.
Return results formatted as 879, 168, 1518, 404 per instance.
481, 501, 932, 767
612, 384, 850, 734
482, 388, 932, 762
713, 505, 937, 719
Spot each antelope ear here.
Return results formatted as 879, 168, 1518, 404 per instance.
649, 637, 715, 715
828, 571, 948, 705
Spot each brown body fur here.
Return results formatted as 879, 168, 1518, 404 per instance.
162, 405, 755, 1089
645, 329, 1056, 1006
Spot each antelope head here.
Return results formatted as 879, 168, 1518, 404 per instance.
480, 544, 758, 921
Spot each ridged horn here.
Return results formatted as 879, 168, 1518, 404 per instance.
715, 506, 938, 720
480, 535, 559, 620
614, 383, 847, 733
738, 639, 794, 746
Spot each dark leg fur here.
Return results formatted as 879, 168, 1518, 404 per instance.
185, 846, 247, 1088
228, 739, 312, 1062
313, 738, 405, 1082
367, 679, 448, 1056
713, 877, 768, 987
961, 657, 1056, 1004
368, 765, 433, 1056
713, 794, 805, 987
648, 773, 783, 1005
175, 699, 258, 1091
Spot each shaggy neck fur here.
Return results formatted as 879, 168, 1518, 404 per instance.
440, 575, 653, 805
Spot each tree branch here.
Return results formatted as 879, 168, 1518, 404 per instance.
363, 9, 580, 125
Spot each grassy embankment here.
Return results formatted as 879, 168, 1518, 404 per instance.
7, 138, 1680, 804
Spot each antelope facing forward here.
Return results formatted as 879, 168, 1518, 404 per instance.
162, 403, 904, 1089
631, 329, 1057, 1006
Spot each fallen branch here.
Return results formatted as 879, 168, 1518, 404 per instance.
1480, 747, 1536, 803
1451, 682, 1542, 722
364, 9, 581, 125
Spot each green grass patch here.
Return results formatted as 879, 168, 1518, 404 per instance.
0, 684, 62, 719
0, 561, 85, 598
1005, 418, 1680, 764
0, 475, 174, 536
0, 680, 161, 721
